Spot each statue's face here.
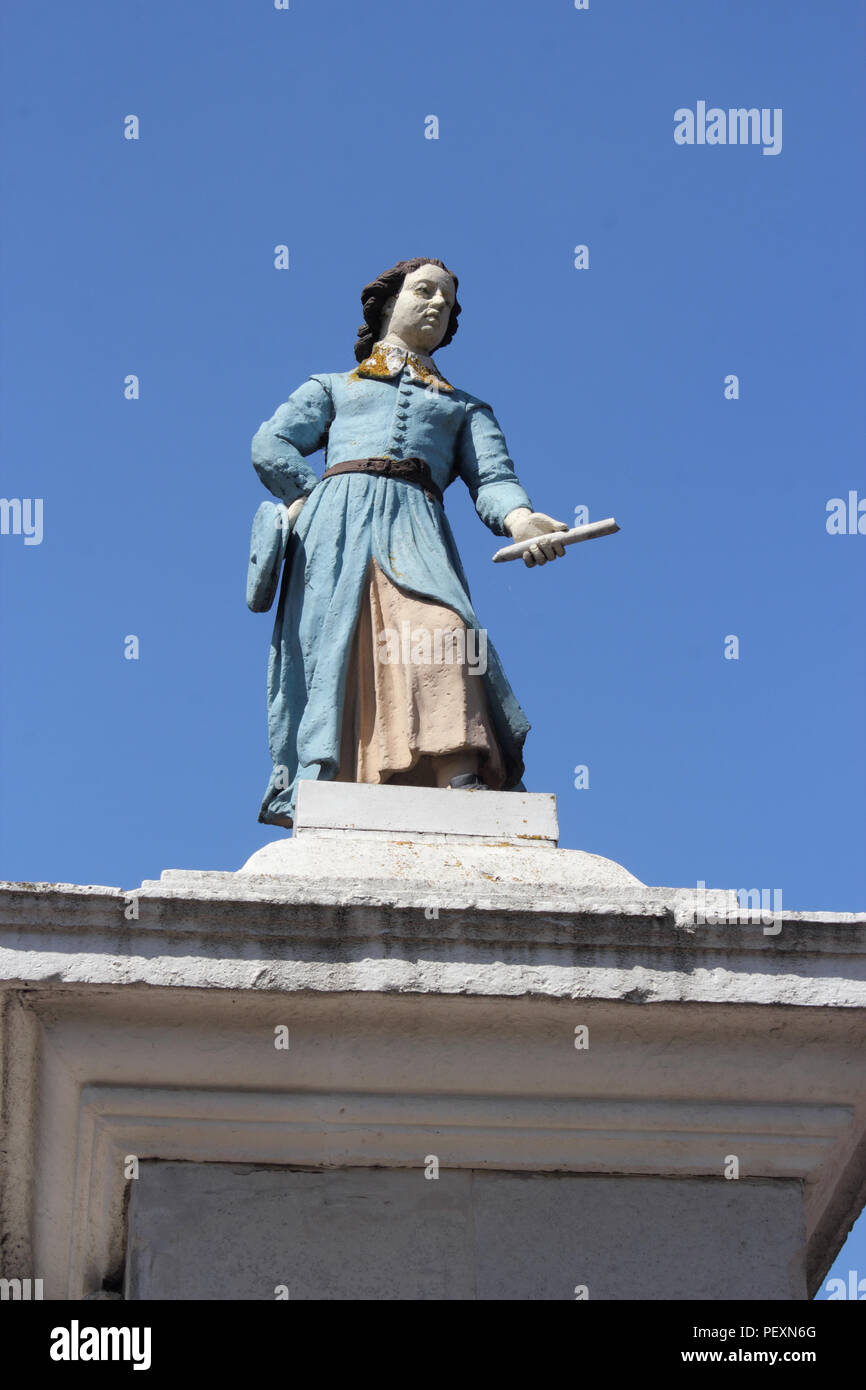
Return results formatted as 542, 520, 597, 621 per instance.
380, 264, 456, 354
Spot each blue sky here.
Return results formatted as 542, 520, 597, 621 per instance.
1, 0, 863, 1295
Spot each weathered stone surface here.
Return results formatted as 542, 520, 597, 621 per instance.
1, 861, 862, 1008
126, 1161, 805, 1301
239, 827, 640, 893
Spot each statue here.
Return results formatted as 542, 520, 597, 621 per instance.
248, 258, 573, 829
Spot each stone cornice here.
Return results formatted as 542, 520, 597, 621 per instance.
1, 876, 864, 1008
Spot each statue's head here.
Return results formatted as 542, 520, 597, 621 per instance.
354, 258, 461, 362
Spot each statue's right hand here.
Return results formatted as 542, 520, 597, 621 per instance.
286, 496, 307, 528
504, 508, 569, 567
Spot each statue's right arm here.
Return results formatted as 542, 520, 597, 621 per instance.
251, 375, 335, 507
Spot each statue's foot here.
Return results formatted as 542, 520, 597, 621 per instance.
448, 773, 490, 791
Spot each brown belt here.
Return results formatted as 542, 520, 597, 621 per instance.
321, 456, 443, 506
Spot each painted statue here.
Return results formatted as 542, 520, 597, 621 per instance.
249, 258, 570, 828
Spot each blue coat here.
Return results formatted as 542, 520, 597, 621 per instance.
251, 348, 534, 825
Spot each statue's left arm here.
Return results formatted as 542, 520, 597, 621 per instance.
457, 398, 568, 566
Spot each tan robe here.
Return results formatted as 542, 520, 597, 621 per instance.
337, 558, 506, 789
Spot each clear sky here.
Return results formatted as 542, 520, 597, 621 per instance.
1, 0, 863, 1296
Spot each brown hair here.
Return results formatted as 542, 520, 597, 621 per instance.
354, 258, 461, 363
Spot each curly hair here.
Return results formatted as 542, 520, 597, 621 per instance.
354, 258, 461, 363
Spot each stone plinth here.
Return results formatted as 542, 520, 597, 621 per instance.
292, 779, 560, 847
1, 788, 865, 1300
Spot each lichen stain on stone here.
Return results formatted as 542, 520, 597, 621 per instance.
351, 341, 454, 391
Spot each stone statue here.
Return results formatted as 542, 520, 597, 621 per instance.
248, 258, 570, 828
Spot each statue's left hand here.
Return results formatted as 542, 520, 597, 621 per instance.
286, 496, 307, 529
504, 508, 570, 567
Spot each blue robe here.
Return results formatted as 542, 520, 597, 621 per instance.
251, 347, 534, 825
